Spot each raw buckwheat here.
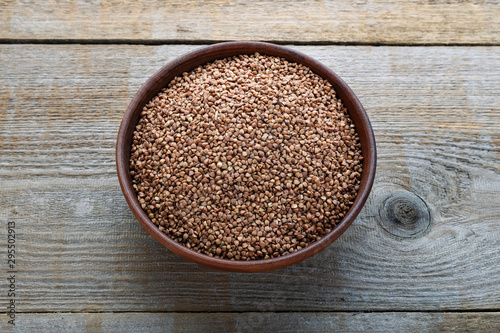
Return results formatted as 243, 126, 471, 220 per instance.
130, 53, 362, 260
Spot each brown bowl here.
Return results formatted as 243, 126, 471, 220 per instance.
116, 42, 376, 272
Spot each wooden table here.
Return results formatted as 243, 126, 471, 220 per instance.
1, 1, 499, 332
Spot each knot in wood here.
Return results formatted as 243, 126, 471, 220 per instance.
377, 190, 430, 238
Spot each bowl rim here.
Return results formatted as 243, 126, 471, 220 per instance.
116, 41, 376, 273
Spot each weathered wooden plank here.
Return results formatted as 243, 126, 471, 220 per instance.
1, 312, 499, 333
1, 1, 499, 44
0, 45, 499, 312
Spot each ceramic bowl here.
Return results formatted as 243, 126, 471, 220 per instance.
116, 42, 376, 272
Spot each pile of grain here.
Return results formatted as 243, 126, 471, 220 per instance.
130, 53, 362, 260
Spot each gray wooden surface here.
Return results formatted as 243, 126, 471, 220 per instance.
3, 312, 500, 333
0, 1, 499, 332
1, 0, 499, 44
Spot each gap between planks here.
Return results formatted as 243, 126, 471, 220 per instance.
1, 39, 500, 47
9, 310, 500, 314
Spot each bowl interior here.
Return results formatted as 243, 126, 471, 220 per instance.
116, 42, 376, 272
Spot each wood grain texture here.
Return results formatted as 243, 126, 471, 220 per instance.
1, 312, 499, 333
1, 0, 499, 44
0, 45, 499, 313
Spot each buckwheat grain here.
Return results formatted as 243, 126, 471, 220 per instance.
130, 53, 362, 260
